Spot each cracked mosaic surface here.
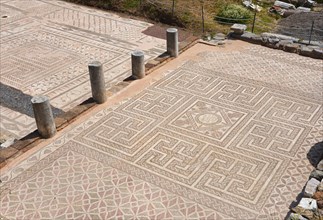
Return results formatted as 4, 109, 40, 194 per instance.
1, 42, 322, 219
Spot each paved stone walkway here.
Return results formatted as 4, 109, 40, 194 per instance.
0, 0, 165, 139
0, 41, 322, 219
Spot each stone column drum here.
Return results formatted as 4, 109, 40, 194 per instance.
31, 95, 56, 138
88, 61, 107, 104
131, 50, 145, 79
167, 28, 179, 58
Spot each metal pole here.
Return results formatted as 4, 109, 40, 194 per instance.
172, 0, 175, 17
309, 20, 314, 45
251, 4, 257, 33
201, 4, 205, 33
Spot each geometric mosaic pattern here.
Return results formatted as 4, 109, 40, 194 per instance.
0, 0, 165, 139
1, 150, 231, 220
0, 106, 36, 139
1, 42, 322, 219
197, 46, 323, 100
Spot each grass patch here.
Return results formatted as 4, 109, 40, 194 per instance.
63, 0, 279, 35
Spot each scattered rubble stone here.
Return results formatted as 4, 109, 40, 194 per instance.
310, 170, 323, 181
305, 178, 321, 198
291, 206, 316, 220
230, 30, 323, 59
0, 138, 16, 148
298, 198, 318, 210
213, 33, 226, 41
288, 213, 308, 220
201, 33, 227, 46
313, 192, 323, 209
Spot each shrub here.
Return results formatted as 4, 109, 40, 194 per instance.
215, 4, 252, 24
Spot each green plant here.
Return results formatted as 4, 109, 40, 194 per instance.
215, 4, 252, 24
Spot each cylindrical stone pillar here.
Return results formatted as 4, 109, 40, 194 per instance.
31, 95, 56, 138
131, 50, 145, 79
88, 61, 107, 104
167, 28, 179, 58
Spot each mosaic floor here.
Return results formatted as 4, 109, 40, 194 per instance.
0, 42, 322, 219
0, 0, 165, 139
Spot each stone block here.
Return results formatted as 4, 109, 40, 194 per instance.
277, 40, 294, 50
237, 32, 262, 45
250, 35, 263, 45
230, 24, 247, 35
304, 178, 320, 197
311, 49, 323, 59
284, 43, 300, 53
261, 36, 268, 45
213, 33, 226, 41
261, 32, 299, 42
298, 198, 318, 210
299, 45, 314, 57
265, 37, 280, 49
310, 169, 323, 181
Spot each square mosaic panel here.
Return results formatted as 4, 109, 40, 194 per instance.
0, 144, 231, 220
58, 61, 320, 218
1, 41, 81, 89
0, 0, 165, 116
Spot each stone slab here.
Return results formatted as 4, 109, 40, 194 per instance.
304, 178, 321, 197
298, 198, 318, 210
231, 24, 247, 35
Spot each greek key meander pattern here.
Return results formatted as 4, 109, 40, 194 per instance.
197, 47, 323, 100
0, 0, 165, 139
1, 54, 321, 219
